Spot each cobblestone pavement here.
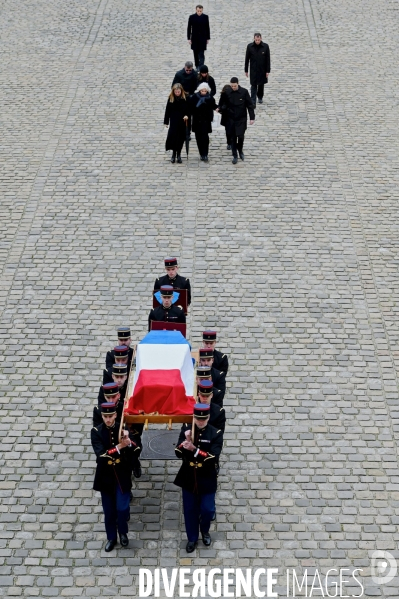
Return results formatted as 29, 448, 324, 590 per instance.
1, 0, 399, 597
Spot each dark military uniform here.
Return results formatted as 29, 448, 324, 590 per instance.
93, 397, 124, 428
94, 383, 144, 438
97, 381, 127, 407
91, 421, 141, 541
174, 422, 223, 543
105, 346, 134, 371
148, 305, 186, 332
211, 367, 226, 406
154, 274, 191, 305
212, 349, 229, 374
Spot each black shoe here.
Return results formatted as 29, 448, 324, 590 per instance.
239, 152, 245, 161
211, 508, 216, 522
133, 462, 141, 479
201, 533, 211, 546
177, 155, 182, 163
227, 144, 232, 150
170, 154, 176, 163
186, 541, 197, 553
232, 156, 238, 164
105, 539, 117, 552
204, 155, 208, 162
120, 534, 129, 547
200, 155, 205, 161
258, 97, 263, 104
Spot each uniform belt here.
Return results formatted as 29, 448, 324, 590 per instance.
189, 462, 202, 468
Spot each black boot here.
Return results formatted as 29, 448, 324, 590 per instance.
177, 155, 182, 163
170, 152, 176, 163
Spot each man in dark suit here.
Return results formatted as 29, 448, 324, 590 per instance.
187, 5, 210, 68
222, 77, 255, 164
245, 32, 271, 108
172, 61, 198, 96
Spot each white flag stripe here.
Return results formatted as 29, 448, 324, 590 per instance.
133, 343, 194, 396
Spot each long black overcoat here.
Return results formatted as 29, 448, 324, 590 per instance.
164, 98, 190, 151
172, 68, 198, 95
224, 87, 255, 137
244, 41, 271, 86
189, 93, 217, 134
187, 13, 210, 51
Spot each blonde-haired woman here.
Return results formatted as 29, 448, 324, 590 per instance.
189, 82, 217, 162
164, 83, 190, 163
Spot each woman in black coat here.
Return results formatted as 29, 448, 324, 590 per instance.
189, 82, 217, 162
218, 84, 232, 150
164, 84, 190, 163
198, 65, 216, 97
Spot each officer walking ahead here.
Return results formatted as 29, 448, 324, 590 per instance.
91, 402, 142, 552
154, 257, 191, 305
174, 403, 223, 553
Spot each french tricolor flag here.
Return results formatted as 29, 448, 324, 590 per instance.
125, 331, 195, 415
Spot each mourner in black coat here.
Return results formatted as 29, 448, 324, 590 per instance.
187, 6, 210, 67
164, 84, 190, 163
172, 62, 198, 95
198, 65, 216, 97
189, 84, 217, 161
245, 33, 271, 107
91, 405, 142, 551
154, 257, 191, 305
223, 78, 255, 163
218, 85, 232, 148
174, 403, 223, 551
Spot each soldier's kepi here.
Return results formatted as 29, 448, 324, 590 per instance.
105, 326, 134, 370
91, 401, 142, 552
103, 345, 129, 384
148, 285, 186, 331
174, 403, 223, 553
154, 257, 191, 305
198, 350, 226, 406
202, 330, 229, 374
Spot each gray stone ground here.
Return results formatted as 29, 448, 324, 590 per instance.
0, 0, 399, 596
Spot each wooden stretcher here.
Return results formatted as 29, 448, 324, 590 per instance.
119, 346, 198, 434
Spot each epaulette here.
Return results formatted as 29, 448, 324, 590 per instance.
177, 305, 183, 310
92, 427, 98, 431
220, 408, 225, 413
217, 430, 221, 434
219, 371, 224, 375
222, 354, 227, 358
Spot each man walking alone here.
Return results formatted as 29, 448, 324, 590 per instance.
187, 5, 210, 68
245, 32, 270, 108
221, 77, 255, 164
